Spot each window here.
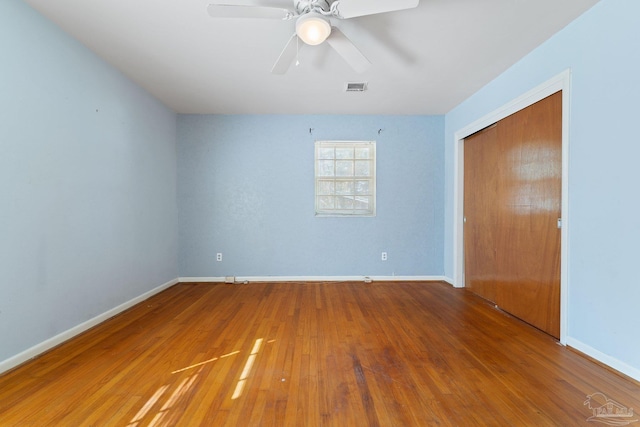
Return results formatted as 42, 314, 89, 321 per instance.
315, 141, 376, 216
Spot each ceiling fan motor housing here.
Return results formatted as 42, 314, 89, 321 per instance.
294, 0, 332, 15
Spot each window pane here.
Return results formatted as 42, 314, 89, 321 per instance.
355, 180, 370, 195
335, 147, 354, 159
318, 160, 334, 177
336, 161, 353, 177
318, 196, 335, 209
336, 181, 354, 195
354, 196, 371, 210
355, 147, 370, 159
336, 195, 354, 209
318, 148, 334, 159
355, 160, 371, 176
317, 180, 335, 195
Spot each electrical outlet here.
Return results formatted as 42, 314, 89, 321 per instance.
216, 253, 222, 262
381, 252, 387, 261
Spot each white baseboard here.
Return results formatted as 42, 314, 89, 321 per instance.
179, 275, 450, 283
441, 276, 455, 286
566, 337, 640, 382
0, 277, 179, 375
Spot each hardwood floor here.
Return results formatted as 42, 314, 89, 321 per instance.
0, 281, 638, 426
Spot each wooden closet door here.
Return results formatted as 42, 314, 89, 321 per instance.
464, 91, 562, 338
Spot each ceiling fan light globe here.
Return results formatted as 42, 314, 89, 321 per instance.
296, 12, 331, 45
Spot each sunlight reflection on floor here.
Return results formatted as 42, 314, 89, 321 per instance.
232, 338, 263, 400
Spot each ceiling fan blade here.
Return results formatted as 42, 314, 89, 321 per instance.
271, 33, 299, 74
333, 0, 419, 19
325, 27, 371, 73
207, 4, 294, 20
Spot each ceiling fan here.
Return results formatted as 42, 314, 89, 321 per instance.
207, 0, 419, 74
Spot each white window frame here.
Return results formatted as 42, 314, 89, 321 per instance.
314, 140, 376, 217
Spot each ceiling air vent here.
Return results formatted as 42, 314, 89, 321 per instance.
345, 82, 367, 92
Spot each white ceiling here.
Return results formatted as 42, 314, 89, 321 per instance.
22, 0, 599, 115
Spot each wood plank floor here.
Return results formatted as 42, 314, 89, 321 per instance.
0, 281, 638, 426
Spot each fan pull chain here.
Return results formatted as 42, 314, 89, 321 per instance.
296, 36, 300, 66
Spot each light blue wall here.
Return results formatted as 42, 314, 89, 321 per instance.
0, 2, 178, 362
445, 0, 639, 376
178, 115, 444, 277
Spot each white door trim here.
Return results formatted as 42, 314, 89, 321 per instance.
452, 69, 571, 344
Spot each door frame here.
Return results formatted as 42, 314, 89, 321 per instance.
452, 69, 571, 344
